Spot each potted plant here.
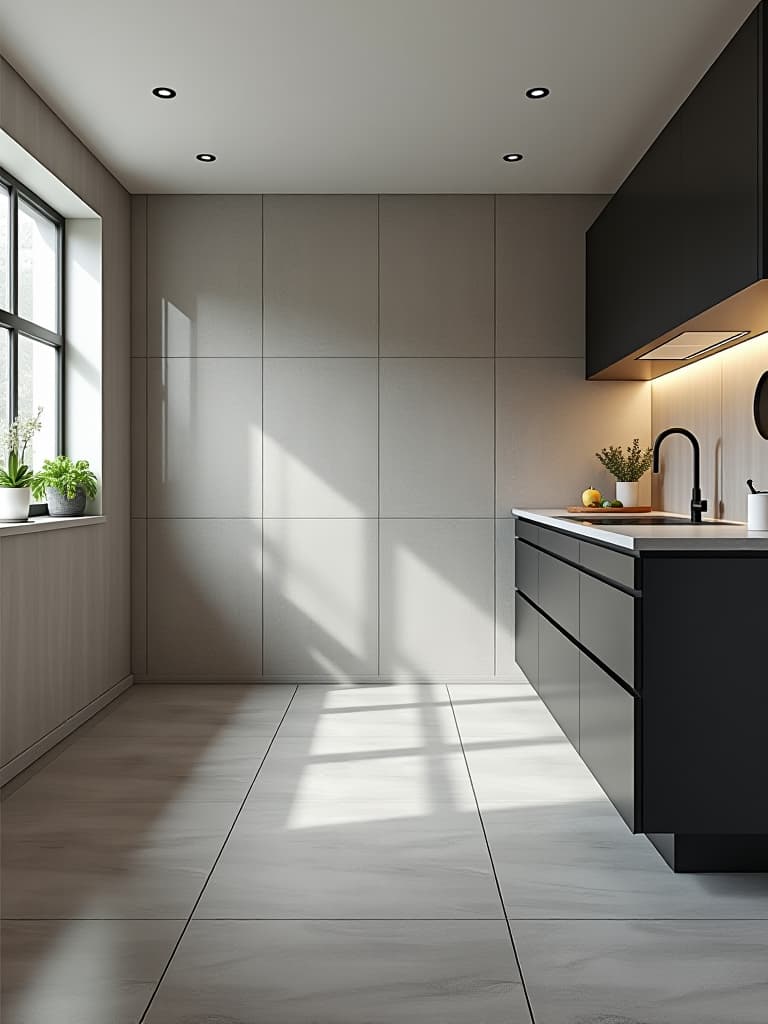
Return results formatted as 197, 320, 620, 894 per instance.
32, 456, 98, 517
595, 438, 653, 507
0, 410, 43, 522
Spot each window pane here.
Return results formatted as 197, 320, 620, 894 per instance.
18, 199, 57, 331
0, 327, 9, 428
18, 335, 57, 469
0, 185, 9, 310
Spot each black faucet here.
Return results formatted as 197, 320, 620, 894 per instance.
652, 427, 708, 523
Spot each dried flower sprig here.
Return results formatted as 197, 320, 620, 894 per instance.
595, 438, 653, 482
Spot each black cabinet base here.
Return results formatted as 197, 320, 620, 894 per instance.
647, 833, 768, 873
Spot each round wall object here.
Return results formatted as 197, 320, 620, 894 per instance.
755, 370, 768, 440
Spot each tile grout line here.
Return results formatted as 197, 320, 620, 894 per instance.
144, 196, 150, 677
136, 683, 299, 1023
377, 193, 381, 676
5, 915, 764, 922
492, 193, 497, 678
261, 193, 265, 676
445, 683, 537, 1024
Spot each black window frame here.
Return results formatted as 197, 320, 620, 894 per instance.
0, 166, 65, 516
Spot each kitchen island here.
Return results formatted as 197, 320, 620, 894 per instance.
512, 508, 768, 872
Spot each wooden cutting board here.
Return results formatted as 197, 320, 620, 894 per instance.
565, 505, 652, 514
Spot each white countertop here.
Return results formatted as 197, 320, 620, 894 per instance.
512, 508, 768, 551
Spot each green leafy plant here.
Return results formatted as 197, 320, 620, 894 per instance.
595, 438, 653, 482
31, 456, 98, 501
0, 410, 43, 488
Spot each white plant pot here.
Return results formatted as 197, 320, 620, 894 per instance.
615, 481, 639, 507
0, 486, 31, 522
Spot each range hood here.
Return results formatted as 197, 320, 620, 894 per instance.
586, 2, 768, 381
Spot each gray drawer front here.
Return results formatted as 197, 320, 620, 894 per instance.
580, 653, 636, 831
515, 593, 539, 691
539, 617, 580, 748
514, 539, 539, 601
539, 551, 580, 638
515, 518, 539, 546
579, 573, 636, 686
537, 525, 580, 563
579, 541, 636, 589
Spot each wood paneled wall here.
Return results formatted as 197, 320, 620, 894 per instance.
0, 58, 132, 780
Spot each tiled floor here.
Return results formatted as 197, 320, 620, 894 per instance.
2, 681, 767, 1023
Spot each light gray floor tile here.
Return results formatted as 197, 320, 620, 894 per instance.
448, 681, 561, 740
196, 809, 501, 919
249, 735, 476, 814
290, 682, 450, 709
450, 687, 768, 919
1, 800, 235, 919
513, 920, 768, 1024
84, 683, 294, 739
487, 801, 768, 919
0, 919, 181, 1024
279, 687, 460, 740
10, 732, 268, 805
143, 920, 530, 1023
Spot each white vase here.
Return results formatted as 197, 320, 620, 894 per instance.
0, 486, 31, 522
615, 481, 639, 507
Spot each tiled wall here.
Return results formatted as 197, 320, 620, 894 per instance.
131, 194, 651, 682
652, 331, 768, 521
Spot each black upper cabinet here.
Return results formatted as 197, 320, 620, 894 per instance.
586, 5, 765, 380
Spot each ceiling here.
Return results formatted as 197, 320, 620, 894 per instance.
0, 0, 758, 194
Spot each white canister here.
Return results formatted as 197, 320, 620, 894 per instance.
747, 492, 768, 531
615, 481, 640, 507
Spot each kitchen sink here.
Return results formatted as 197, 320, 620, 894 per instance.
556, 515, 735, 526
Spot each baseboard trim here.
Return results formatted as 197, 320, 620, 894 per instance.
134, 675, 526, 686
0, 674, 134, 786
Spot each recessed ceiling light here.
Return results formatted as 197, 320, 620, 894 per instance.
526, 87, 550, 99
502, 152, 523, 162
152, 86, 176, 99
195, 153, 217, 162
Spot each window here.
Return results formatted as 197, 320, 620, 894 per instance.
0, 168, 63, 511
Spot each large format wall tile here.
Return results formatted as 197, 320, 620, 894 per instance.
131, 357, 147, 516
380, 519, 494, 679
496, 357, 651, 512
263, 358, 378, 517
131, 196, 147, 356
147, 196, 262, 357
379, 196, 494, 356
263, 519, 378, 677
496, 195, 606, 357
263, 196, 378, 356
147, 519, 262, 678
147, 357, 262, 518
380, 358, 494, 517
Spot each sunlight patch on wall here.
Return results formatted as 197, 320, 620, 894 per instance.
263, 433, 364, 518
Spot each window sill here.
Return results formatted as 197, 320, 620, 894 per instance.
0, 514, 106, 538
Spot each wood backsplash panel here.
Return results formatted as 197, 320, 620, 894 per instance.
722, 332, 768, 521
651, 333, 768, 521
651, 354, 723, 516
